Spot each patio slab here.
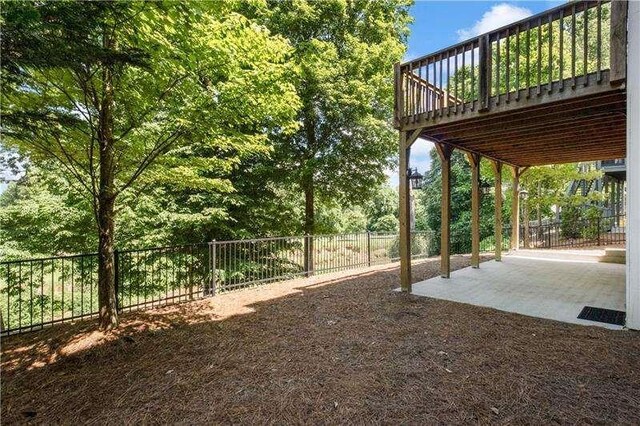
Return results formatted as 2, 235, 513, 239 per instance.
411, 253, 626, 329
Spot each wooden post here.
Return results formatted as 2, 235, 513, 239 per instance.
479, 34, 491, 112
399, 130, 421, 292
511, 166, 521, 250
492, 161, 503, 261
610, 0, 628, 86
394, 62, 402, 127
467, 152, 481, 268
399, 133, 412, 292
435, 143, 453, 278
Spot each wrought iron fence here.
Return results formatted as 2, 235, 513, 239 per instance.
1, 217, 624, 336
1, 231, 444, 336
519, 214, 626, 248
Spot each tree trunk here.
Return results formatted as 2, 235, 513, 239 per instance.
97, 28, 118, 330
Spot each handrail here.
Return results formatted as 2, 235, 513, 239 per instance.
395, 0, 626, 126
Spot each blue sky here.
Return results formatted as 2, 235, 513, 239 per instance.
388, 0, 564, 186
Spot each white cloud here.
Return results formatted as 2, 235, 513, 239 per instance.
456, 3, 533, 41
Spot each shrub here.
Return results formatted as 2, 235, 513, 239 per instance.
388, 232, 434, 260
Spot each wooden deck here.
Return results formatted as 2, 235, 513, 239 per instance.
395, 0, 629, 291
395, 0, 627, 166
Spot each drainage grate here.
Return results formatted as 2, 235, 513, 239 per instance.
577, 306, 626, 326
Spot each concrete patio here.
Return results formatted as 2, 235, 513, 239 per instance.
411, 251, 626, 330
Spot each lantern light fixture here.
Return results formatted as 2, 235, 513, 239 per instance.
407, 168, 423, 190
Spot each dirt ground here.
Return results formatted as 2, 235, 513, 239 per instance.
2, 255, 639, 424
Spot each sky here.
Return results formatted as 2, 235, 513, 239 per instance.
388, 0, 564, 187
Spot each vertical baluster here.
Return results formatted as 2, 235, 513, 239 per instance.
537, 17, 542, 95
495, 35, 500, 103
418, 60, 423, 117
425, 57, 431, 118
548, 13, 553, 93
471, 42, 475, 109
596, 0, 602, 82
432, 56, 437, 119
454, 47, 459, 114
461, 45, 465, 112
583, 3, 589, 86
446, 50, 451, 116
559, 9, 565, 91
439, 53, 444, 117
505, 28, 510, 102
526, 21, 531, 98
515, 25, 520, 100
412, 64, 417, 120
403, 66, 409, 123
572, 4, 576, 88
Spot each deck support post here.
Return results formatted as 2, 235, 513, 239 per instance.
399, 130, 421, 292
492, 161, 503, 261
435, 143, 454, 278
467, 153, 481, 268
510, 166, 528, 250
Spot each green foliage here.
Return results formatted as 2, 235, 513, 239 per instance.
388, 231, 435, 260
582, 206, 603, 240
370, 215, 399, 233
0, 165, 95, 259
245, 0, 411, 233
561, 206, 582, 239
418, 149, 499, 240
0, 2, 299, 254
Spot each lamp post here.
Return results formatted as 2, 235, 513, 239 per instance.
407, 168, 423, 231
520, 189, 530, 248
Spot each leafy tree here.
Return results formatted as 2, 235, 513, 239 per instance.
245, 0, 411, 237
364, 184, 398, 231
0, 164, 95, 259
1, 2, 298, 328
419, 149, 500, 248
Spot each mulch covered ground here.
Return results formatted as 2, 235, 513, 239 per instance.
2, 255, 640, 424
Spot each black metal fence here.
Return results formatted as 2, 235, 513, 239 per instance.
2, 231, 446, 336
519, 214, 626, 249
0, 216, 625, 336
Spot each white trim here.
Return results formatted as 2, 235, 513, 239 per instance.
626, 1, 640, 330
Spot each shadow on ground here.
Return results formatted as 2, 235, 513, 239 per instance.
2, 255, 639, 424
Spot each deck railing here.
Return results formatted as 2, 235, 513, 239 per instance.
395, 0, 627, 126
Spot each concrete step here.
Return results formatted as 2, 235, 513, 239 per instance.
508, 249, 604, 262
601, 248, 626, 264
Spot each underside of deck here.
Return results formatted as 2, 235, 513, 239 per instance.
416, 83, 626, 166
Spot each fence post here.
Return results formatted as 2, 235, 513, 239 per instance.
304, 234, 314, 277
114, 249, 121, 313
208, 240, 217, 296
597, 217, 602, 246
367, 232, 372, 267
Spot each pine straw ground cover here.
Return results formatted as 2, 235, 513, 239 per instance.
2, 255, 640, 424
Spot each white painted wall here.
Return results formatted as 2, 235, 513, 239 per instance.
626, 0, 640, 330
